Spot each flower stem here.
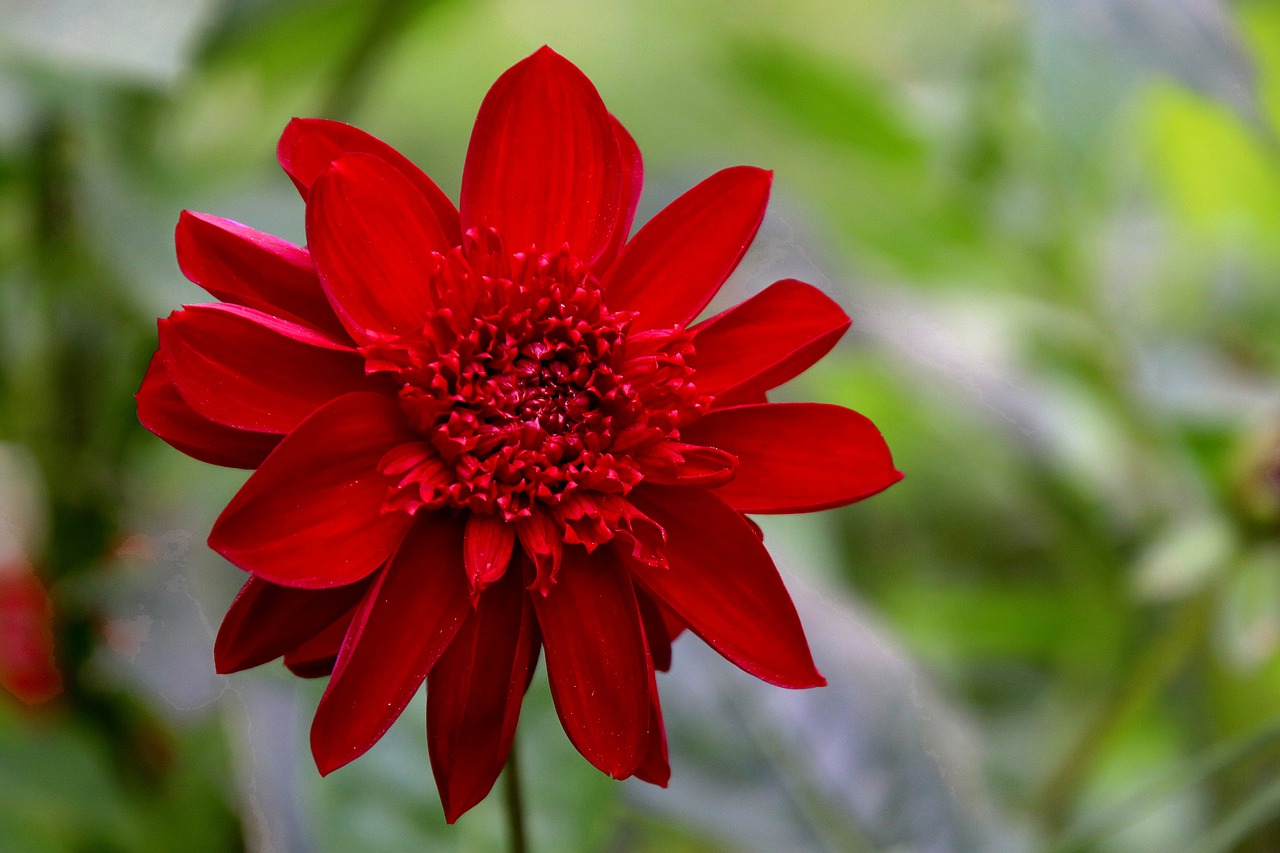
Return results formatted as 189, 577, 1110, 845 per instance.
1036, 594, 1208, 832
503, 731, 529, 853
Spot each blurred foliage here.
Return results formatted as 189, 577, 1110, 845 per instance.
3, 0, 1280, 851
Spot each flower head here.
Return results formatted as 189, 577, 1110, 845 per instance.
137, 47, 900, 821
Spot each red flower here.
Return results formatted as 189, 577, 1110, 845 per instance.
0, 562, 62, 705
137, 47, 900, 821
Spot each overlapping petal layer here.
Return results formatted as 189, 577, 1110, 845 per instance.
160, 303, 366, 434
602, 166, 771, 331
137, 352, 279, 468
215, 575, 369, 674
175, 211, 346, 337
533, 547, 651, 778
312, 515, 471, 775
308, 153, 453, 342
460, 48, 624, 264
278, 117, 461, 244
427, 569, 539, 822
208, 392, 416, 588
629, 485, 825, 688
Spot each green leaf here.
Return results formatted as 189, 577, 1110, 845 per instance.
727, 40, 924, 164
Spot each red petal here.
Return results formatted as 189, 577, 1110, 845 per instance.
175, 211, 346, 338
427, 568, 539, 823
635, 588, 673, 672
682, 403, 902, 513
136, 351, 279, 468
691, 279, 850, 400
460, 47, 622, 263
463, 513, 515, 595
633, 668, 669, 787
284, 613, 353, 678
636, 440, 737, 488
601, 166, 771, 332
213, 575, 368, 674
208, 392, 416, 588
0, 568, 61, 704
531, 546, 650, 778
306, 152, 453, 342
160, 303, 367, 434
659, 600, 687, 641
311, 514, 471, 775
515, 506, 563, 594
627, 486, 824, 688
593, 115, 644, 273
277, 118, 461, 244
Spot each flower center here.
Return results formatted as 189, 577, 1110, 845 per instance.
365, 230, 708, 522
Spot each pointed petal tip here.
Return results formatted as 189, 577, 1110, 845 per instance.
211, 642, 240, 675
524, 45, 575, 69
635, 762, 671, 787
277, 116, 316, 154
314, 756, 341, 778
206, 526, 230, 561
732, 164, 773, 188
436, 778, 494, 824
312, 726, 366, 778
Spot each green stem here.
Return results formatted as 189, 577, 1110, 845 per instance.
503, 731, 529, 853
1038, 595, 1209, 833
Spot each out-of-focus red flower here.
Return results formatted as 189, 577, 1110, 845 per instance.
137, 47, 900, 821
0, 562, 62, 705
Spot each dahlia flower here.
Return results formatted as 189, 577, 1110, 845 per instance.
137, 47, 900, 821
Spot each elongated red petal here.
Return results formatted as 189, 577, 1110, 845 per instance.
278, 118, 461, 244
214, 575, 368, 674
136, 351, 279, 468
515, 506, 564, 594
682, 403, 902, 513
593, 116, 644, 273
427, 569, 539, 823
311, 514, 471, 775
160, 304, 367, 434
460, 47, 622, 262
463, 513, 515, 595
633, 669, 669, 787
531, 546, 650, 778
636, 440, 737, 488
208, 392, 416, 588
175, 211, 346, 338
691, 279, 850, 400
627, 486, 824, 688
601, 166, 771, 331
284, 613, 352, 678
635, 588, 673, 672
307, 152, 452, 342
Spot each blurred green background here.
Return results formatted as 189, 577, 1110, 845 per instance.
3, 0, 1280, 850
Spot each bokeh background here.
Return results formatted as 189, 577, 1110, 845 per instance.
2, 0, 1280, 850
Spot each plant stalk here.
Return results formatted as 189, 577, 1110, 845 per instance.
503, 732, 529, 853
